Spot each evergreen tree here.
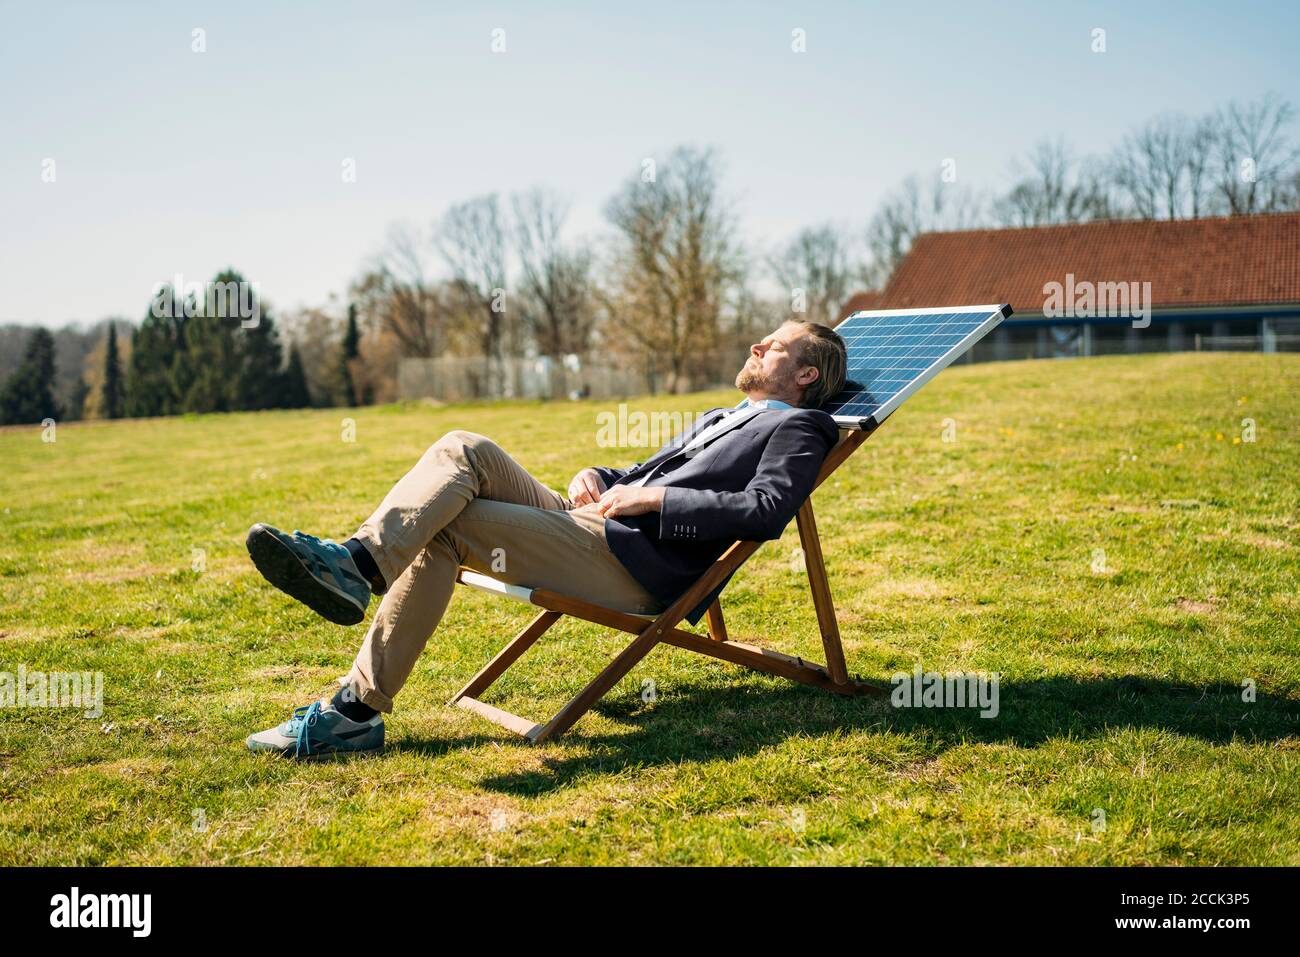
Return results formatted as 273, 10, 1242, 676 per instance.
237, 315, 285, 409
178, 272, 241, 413
168, 301, 201, 410
196, 269, 286, 411
125, 297, 183, 418
280, 344, 312, 408
0, 328, 62, 425
71, 377, 91, 420
101, 323, 125, 418
335, 303, 360, 406
122, 269, 331, 417
181, 309, 239, 413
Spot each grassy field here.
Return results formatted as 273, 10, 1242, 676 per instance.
1, 351, 1297, 865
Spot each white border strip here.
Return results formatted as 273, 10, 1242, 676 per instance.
833, 304, 1008, 319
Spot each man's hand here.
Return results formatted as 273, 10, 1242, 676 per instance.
596, 485, 665, 518
567, 467, 607, 506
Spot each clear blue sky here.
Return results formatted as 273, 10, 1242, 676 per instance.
3, 0, 1297, 327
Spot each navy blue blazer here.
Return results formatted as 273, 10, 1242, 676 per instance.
593, 404, 840, 625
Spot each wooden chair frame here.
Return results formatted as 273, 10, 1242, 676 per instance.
449, 422, 884, 743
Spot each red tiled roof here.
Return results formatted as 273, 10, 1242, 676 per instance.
855, 212, 1300, 314
836, 290, 884, 321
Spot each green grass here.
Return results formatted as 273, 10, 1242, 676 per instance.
1, 352, 1297, 865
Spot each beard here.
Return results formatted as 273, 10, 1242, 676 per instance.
735, 360, 796, 397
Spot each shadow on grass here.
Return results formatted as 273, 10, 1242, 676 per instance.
410, 675, 1300, 796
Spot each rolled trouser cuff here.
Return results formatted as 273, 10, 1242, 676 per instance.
344, 664, 395, 714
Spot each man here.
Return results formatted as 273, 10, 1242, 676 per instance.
244, 320, 847, 757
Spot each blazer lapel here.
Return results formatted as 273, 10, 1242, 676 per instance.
624, 407, 728, 479
625, 405, 774, 485
681, 405, 768, 453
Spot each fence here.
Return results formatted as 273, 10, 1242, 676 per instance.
397, 350, 752, 402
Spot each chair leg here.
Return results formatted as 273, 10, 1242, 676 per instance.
796, 501, 850, 686
705, 599, 727, 642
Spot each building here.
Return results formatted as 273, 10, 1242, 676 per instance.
841, 212, 1300, 362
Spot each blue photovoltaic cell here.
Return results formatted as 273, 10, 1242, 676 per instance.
822, 306, 1009, 427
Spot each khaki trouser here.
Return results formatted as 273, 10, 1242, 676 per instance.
346, 430, 660, 712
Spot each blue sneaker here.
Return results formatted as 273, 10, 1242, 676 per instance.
245, 700, 384, 759
246, 524, 372, 625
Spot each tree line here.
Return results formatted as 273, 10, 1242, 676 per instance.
3, 93, 1297, 426
0, 271, 365, 425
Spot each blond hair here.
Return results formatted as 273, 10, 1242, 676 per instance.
786, 321, 847, 408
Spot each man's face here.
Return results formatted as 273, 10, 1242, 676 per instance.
735, 323, 815, 404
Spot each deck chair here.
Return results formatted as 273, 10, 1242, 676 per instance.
450, 304, 1012, 742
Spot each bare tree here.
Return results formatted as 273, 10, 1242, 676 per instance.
1213, 94, 1300, 214
768, 224, 855, 327
435, 194, 509, 394
351, 222, 444, 358
863, 174, 984, 289
992, 139, 1115, 228
604, 145, 746, 394
1111, 113, 1220, 219
279, 304, 341, 405
512, 187, 597, 369
1282, 167, 1300, 211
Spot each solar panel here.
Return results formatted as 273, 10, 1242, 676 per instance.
822, 304, 1012, 429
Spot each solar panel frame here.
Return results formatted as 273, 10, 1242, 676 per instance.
823, 303, 1012, 429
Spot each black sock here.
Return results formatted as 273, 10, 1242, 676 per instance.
331, 685, 379, 723
344, 537, 386, 595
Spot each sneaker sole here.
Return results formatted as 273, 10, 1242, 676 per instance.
246, 524, 367, 626
255, 742, 384, 761
247, 742, 385, 761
